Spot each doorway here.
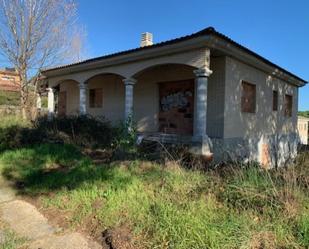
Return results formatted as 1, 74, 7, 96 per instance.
58, 91, 67, 116
158, 79, 194, 135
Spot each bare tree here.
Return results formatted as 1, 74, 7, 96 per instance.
0, 0, 85, 119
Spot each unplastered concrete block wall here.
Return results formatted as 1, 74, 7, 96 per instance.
211, 56, 299, 167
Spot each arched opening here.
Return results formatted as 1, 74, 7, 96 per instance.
55, 79, 79, 116
132, 64, 197, 135
85, 73, 125, 124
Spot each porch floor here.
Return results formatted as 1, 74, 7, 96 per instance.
138, 132, 193, 144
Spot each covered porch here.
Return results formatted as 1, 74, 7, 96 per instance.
45, 47, 215, 156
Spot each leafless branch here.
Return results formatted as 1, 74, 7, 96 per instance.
0, 0, 86, 119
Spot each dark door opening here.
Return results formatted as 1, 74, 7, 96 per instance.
58, 91, 67, 116
158, 79, 194, 135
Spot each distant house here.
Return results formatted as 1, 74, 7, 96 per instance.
41, 27, 307, 168
298, 116, 309, 145
0, 68, 20, 92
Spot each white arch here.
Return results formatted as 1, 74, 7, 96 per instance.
131, 63, 197, 78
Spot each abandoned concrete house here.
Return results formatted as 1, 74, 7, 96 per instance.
41, 27, 307, 168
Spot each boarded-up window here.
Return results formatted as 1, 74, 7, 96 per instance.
284, 94, 293, 117
89, 88, 103, 108
241, 81, 256, 113
273, 91, 278, 111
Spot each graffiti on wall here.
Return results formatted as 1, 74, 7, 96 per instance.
160, 90, 193, 112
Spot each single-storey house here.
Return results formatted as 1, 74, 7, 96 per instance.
0, 67, 20, 92
41, 27, 307, 168
298, 116, 309, 145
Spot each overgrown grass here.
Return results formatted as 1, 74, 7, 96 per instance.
0, 115, 28, 128
0, 115, 307, 248
0, 91, 20, 106
0, 143, 308, 248
0, 227, 26, 249
0, 115, 116, 153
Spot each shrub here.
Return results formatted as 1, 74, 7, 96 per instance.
112, 115, 137, 154
33, 115, 114, 148
0, 115, 115, 151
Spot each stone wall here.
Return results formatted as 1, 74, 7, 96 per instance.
0, 105, 21, 116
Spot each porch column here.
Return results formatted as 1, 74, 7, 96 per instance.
79, 82, 87, 115
123, 78, 137, 121
193, 67, 212, 141
36, 93, 42, 110
47, 87, 55, 120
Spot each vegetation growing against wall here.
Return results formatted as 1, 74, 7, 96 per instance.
0, 115, 308, 249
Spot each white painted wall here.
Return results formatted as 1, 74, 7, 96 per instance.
87, 74, 125, 124
59, 80, 79, 115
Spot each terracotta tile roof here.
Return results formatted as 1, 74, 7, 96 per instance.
42, 27, 307, 84
0, 68, 19, 76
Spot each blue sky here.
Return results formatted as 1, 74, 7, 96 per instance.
78, 0, 309, 110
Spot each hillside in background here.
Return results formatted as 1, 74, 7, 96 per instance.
299, 111, 309, 118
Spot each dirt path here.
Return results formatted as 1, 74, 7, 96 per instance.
0, 176, 103, 249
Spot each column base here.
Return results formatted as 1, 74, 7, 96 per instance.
47, 112, 54, 121
190, 135, 213, 159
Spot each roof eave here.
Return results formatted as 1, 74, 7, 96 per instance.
42, 27, 307, 87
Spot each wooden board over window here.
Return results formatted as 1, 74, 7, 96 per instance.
241, 81, 256, 113
89, 88, 103, 108
273, 90, 278, 111
285, 94, 293, 117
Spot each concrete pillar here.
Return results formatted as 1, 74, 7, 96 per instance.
36, 93, 42, 109
193, 67, 212, 141
47, 88, 55, 120
123, 78, 137, 121
79, 82, 87, 115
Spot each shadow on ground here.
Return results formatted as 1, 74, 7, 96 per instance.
0, 144, 135, 196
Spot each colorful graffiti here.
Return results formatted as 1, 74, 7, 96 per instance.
160, 91, 193, 112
